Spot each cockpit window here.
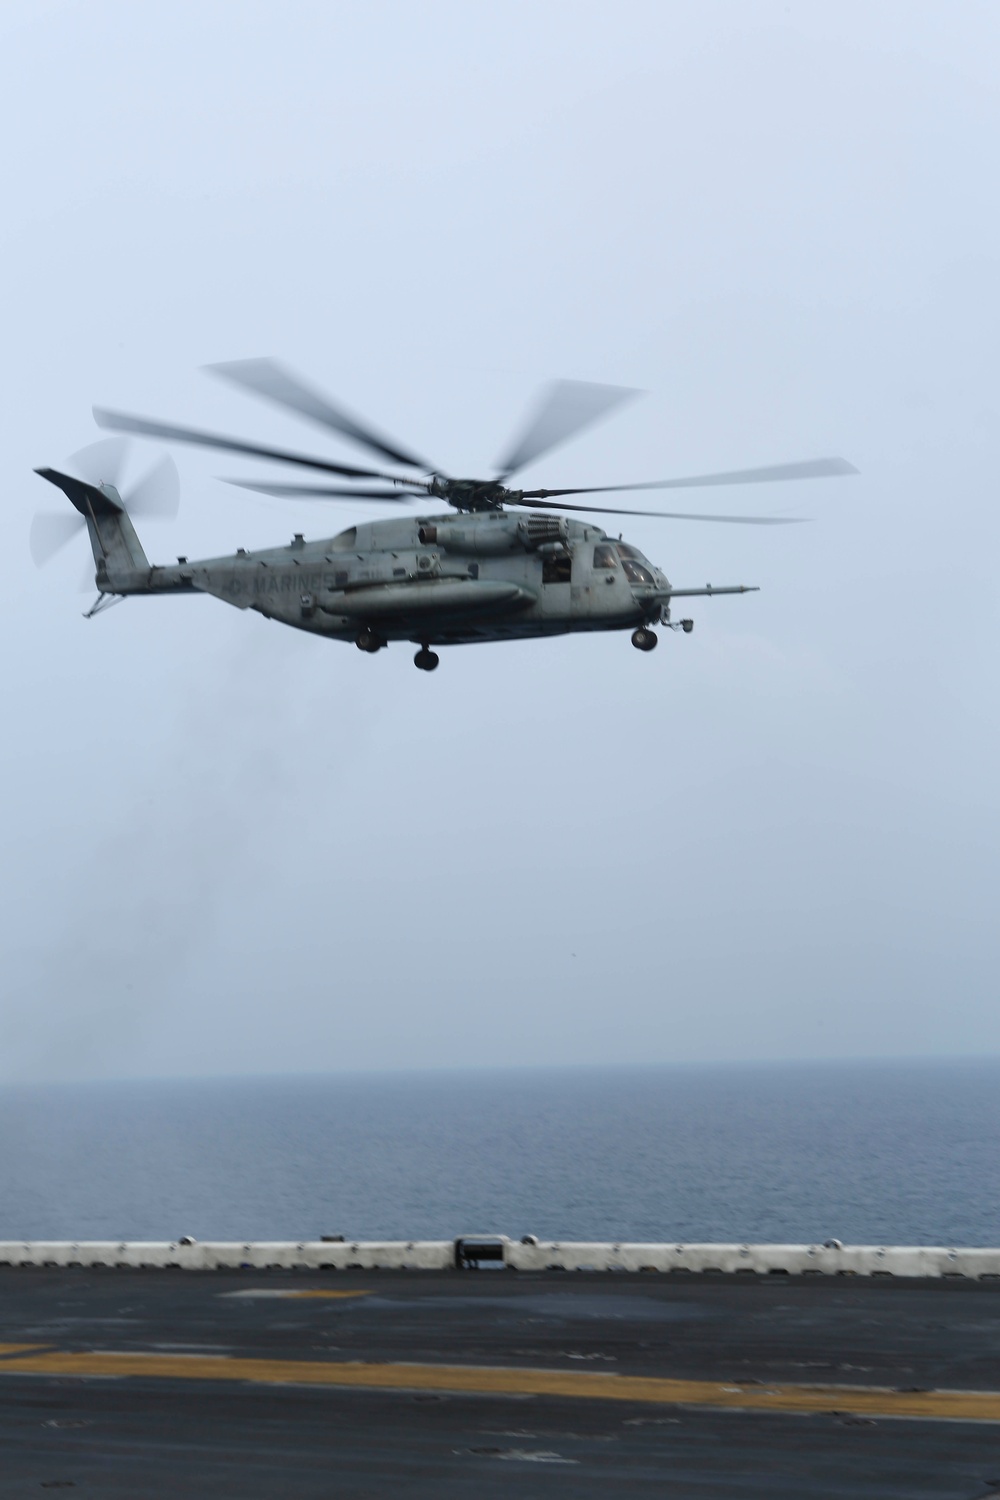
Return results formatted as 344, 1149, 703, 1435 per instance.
613, 542, 654, 585
621, 558, 655, 585
593, 543, 618, 569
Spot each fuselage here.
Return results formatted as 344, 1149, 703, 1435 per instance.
121, 510, 672, 647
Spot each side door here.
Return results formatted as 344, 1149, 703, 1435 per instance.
538, 542, 574, 618
571, 540, 628, 620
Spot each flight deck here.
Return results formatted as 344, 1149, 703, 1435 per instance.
2, 1242, 1000, 1497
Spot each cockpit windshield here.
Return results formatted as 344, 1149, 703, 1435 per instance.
614, 542, 655, 585
593, 543, 618, 569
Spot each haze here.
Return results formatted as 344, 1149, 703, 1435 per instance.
2, 1, 998, 1082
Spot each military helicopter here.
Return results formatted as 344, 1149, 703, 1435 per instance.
32, 361, 857, 671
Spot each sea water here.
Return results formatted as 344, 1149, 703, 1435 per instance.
1, 1060, 998, 1247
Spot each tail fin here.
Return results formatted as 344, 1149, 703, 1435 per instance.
34, 468, 149, 585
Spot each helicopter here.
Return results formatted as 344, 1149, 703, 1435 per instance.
32, 361, 858, 671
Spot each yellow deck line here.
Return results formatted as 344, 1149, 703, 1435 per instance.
276, 1290, 372, 1300
1, 1346, 1000, 1422
222, 1290, 372, 1300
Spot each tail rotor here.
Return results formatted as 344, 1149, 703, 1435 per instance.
67, 435, 130, 490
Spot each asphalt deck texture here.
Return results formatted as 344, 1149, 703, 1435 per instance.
2, 1269, 1000, 1498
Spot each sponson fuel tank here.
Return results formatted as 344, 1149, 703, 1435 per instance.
321, 578, 536, 617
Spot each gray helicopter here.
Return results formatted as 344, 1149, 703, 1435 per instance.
33, 361, 857, 671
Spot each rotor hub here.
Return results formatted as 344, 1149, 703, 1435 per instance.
428, 477, 511, 512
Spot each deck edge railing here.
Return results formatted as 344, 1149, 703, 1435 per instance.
0, 1238, 998, 1277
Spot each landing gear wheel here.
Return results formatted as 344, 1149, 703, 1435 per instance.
355, 629, 383, 653
631, 627, 658, 652
414, 648, 439, 672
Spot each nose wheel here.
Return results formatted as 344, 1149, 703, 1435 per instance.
414, 647, 440, 672
631, 627, 658, 652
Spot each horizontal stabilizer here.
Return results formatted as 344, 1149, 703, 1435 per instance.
34, 468, 124, 518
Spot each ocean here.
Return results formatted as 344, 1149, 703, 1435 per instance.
1, 1060, 998, 1247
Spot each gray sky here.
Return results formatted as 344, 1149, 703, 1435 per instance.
2, 1, 998, 1081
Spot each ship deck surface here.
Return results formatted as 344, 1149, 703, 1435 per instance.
3, 1268, 1000, 1497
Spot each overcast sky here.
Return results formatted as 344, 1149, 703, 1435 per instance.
2, 1, 998, 1082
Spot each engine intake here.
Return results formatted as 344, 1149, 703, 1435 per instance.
518, 514, 569, 549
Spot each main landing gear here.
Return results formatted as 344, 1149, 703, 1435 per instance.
355, 628, 385, 653
355, 630, 440, 669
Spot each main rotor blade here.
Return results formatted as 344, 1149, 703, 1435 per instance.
126, 453, 180, 519
496, 379, 639, 479
520, 456, 859, 499
207, 358, 437, 472
30, 511, 85, 565
94, 408, 402, 481
222, 479, 425, 503
508, 496, 801, 523
68, 435, 130, 489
